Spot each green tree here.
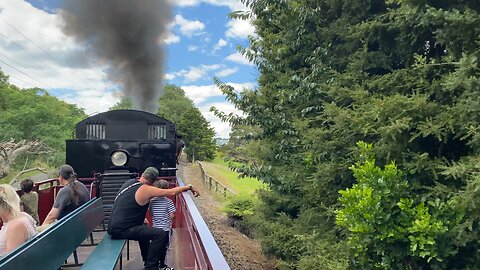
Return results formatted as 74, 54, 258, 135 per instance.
109, 98, 132, 110
0, 69, 86, 174
215, 0, 480, 268
159, 85, 216, 161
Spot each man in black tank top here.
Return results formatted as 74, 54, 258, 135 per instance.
108, 167, 199, 270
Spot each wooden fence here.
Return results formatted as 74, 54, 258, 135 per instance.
197, 161, 236, 197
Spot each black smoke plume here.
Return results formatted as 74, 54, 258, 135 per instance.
61, 0, 172, 113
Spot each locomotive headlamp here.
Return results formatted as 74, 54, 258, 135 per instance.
111, 151, 128, 166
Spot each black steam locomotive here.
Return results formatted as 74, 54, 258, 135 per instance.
66, 109, 177, 178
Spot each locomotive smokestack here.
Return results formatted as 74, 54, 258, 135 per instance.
60, 0, 172, 113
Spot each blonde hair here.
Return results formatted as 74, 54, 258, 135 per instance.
0, 184, 21, 218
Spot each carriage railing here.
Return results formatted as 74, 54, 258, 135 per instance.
175, 177, 230, 270
25, 177, 230, 270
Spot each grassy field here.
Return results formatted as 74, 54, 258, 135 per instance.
199, 156, 265, 195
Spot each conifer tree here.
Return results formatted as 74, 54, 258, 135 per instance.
217, 1, 480, 268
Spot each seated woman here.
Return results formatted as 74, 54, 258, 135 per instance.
42, 164, 90, 226
0, 184, 37, 256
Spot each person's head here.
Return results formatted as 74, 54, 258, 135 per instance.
0, 184, 21, 219
142, 167, 159, 184
20, 179, 34, 193
176, 134, 182, 139
153, 179, 169, 189
58, 164, 82, 204
58, 164, 76, 184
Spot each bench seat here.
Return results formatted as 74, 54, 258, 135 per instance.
0, 198, 104, 270
81, 234, 127, 270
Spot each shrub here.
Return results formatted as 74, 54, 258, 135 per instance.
336, 142, 450, 269
223, 194, 255, 220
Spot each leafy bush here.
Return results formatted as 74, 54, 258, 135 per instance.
223, 194, 255, 220
223, 194, 256, 236
336, 142, 458, 269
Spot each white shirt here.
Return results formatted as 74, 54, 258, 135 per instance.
0, 212, 37, 256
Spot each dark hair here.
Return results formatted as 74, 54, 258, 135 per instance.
69, 173, 81, 205
153, 179, 169, 189
59, 164, 81, 205
20, 179, 34, 193
176, 134, 183, 139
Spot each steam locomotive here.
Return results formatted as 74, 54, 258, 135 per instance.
66, 109, 178, 178
65, 109, 179, 224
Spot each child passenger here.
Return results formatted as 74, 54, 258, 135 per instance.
19, 179, 40, 225
150, 179, 176, 270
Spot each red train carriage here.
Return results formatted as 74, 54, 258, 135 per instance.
0, 110, 229, 270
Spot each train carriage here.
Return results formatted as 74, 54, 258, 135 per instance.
0, 109, 229, 270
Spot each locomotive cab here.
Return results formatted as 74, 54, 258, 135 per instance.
66, 109, 177, 178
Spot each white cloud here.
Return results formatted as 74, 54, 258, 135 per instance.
173, 0, 199, 6
198, 101, 245, 138
169, 64, 242, 83
188, 45, 199, 52
213, 38, 227, 52
0, 0, 254, 139
181, 82, 253, 105
181, 85, 222, 104
181, 82, 253, 137
0, 0, 117, 114
172, 0, 248, 11
174, 15, 205, 37
65, 89, 120, 115
226, 19, 255, 40
165, 73, 175, 80
215, 67, 238, 77
199, 103, 237, 138
163, 32, 180, 44
185, 64, 220, 82
226, 52, 254, 66
168, 64, 221, 83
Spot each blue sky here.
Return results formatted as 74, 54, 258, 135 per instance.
0, 0, 257, 137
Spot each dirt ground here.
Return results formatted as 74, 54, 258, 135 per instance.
178, 161, 276, 270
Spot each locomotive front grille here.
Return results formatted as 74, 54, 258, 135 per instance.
98, 170, 136, 228
86, 123, 106, 139
148, 123, 166, 139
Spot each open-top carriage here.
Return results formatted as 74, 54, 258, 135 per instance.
0, 110, 229, 270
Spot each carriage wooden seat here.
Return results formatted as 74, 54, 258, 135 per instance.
0, 198, 104, 270
81, 234, 127, 270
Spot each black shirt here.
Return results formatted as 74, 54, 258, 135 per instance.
107, 179, 149, 235
53, 181, 90, 220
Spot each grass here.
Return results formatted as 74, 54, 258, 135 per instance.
199, 156, 265, 195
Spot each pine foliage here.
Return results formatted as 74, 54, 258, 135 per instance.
217, 1, 480, 268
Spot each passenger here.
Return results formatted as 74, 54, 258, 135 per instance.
19, 179, 40, 225
108, 167, 199, 270
41, 164, 90, 226
150, 179, 176, 270
175, 134, 185, 164
0, 184, 36, 256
